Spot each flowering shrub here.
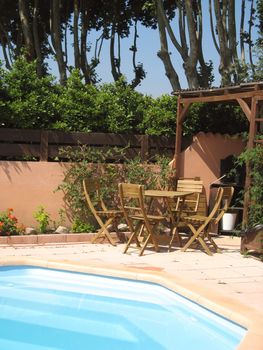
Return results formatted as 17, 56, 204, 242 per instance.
0, 208, 25, 236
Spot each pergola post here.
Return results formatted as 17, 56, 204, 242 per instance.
174, 97, 191, 178
242, 96, 258, 227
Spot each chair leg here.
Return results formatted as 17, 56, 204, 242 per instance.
181, 224, 200, 252
139, 232, 159, 256
141, 222, 159, 255
168, 226, 182, 252
123, 232, 141, 254
206, 233, 221, 253
181, 224, 214, 256
91, 217, 116, 246
123, 221, 142, 254
197, 236, 213, 256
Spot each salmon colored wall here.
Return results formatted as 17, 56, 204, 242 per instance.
0, 161, 71, 227
179, 132, 246, 199
0, 133, 246, 228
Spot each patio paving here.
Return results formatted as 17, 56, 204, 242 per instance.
0, 235, 262, 314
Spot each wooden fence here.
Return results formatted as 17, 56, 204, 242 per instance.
0, 128, 185, 162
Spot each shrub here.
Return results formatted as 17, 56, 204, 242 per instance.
139, 94, 177, 136
53, 69, 102, 132
98, 78, 146, 133
0, 208, 25, 236
56, 145, 174, 231
3, 56, 59, 129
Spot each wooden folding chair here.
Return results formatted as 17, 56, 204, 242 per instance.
167, 178, 204, 233
175, 178, 204, 216
119, 183, 167, 256
83, 179, 123, 246
181, 187, 224, 255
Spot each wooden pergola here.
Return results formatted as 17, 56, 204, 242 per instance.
172, 82, 263, 225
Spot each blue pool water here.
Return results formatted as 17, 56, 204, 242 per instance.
0, 266, 245, 350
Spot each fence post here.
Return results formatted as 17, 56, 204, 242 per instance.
40, 130, 49, 161
140, 135, 149, 161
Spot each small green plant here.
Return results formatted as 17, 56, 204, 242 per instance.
71, 219, 95, 233
33, 206, 50, 233
0, 208, 25, 236
57, 208, 66, 226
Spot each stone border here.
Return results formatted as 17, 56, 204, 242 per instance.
0, 233, 98, 245
0, 257, 262, 350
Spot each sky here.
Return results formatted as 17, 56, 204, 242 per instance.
0, 2, 259, 97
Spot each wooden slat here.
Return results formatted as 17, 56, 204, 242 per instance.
0, 128, 41, 142
0, 144, 40, 157
48, 131, 141, 146
149, 135, 175, 148
177, 179, 203, 193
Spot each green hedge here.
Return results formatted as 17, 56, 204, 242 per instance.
0, 57, 248, 136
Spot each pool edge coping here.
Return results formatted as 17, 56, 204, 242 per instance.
1, 257, 262, 350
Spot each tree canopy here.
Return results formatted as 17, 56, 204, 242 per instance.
0, 0, 262, 90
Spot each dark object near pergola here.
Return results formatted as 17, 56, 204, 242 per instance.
172, 82, 263, 226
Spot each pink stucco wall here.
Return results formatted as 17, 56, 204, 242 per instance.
179, 132, 245, 198
0, 161, 71, 227
0, 133, 246, 227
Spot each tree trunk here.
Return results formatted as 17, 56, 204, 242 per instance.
0, 23, 11, 69
130, 20, 146, 89
73, 0, 81, 69
110, 23, 122, 81
155, 0, 181, 90
197, 0, 211, 87
80, 3, 92, 83
50, 0, 67, 85
183, 0, 199, 88
248, 0, 255, 76
228, 0, 240, 82
32, 0, 43, 76
18, 0, 35, 61
240, 0, 245, 63
213, 0, 232, 85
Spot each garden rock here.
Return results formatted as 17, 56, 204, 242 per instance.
118, 223, 128, 231
25, 227, 37, 235
55, 226, 69, 234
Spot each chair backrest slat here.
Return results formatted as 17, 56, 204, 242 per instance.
177, 179, 203, 193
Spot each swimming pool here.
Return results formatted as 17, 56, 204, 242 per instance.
0, 265, 246, 350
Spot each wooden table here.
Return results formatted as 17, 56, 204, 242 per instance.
144, 190, 193, 251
